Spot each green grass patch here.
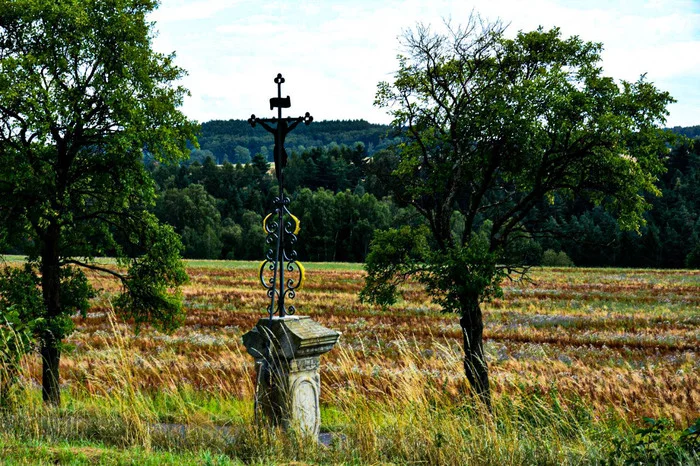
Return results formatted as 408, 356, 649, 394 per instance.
0, 436, 239, 465
1, 256, 366, 272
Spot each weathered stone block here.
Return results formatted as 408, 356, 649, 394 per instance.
242, 316, 339, 437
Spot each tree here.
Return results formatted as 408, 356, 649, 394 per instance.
155, 185, 223, 259
292, 188, 339, 261
220, 218, 243, 260
361, 16, 674, 408
0, 265, 44, 406
0, 0, 196, 405
238, 210, 266, 260
233, 145, 251, 164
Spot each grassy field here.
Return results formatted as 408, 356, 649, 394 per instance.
0, 258, 698, 464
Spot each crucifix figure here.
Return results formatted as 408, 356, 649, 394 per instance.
248, 73, 313, 182
248, 73, 312, 320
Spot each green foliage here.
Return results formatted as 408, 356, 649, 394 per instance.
542, 250, 575, 267
360, 225, 431, 307
144, 150, 404, 261
291, 187, 394, 262
251, 153, 270, 175
686, 244, 700, 268
610, 418, 700, 465
541, 140, 700, 268
502, 229, 544, 266
107, 125, 700, 268
670, 125, 700, 139
0, 0, 196, 403
155, 184, 223, 259
0, 263, 93, 352
365, 16, 674, 311
220, 219, 243, 260
0, 265, 43, 403
680, 418, 700, 453
361, 222, 506, 314
197, 119, 395, 164
115, 219, 188, 334
237, 211, 266, 260
285, 143, 366, 193
58, 266, 95, 321
421, 237, 506, 315
141, 122, 700, 268
0, 265, 44, 329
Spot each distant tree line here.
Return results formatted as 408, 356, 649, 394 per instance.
3, 125, 699, 268
143, 143, 419, 263
187, 119, 399, 165
669, 125, 700, 140
145, 129, 700, 268
537, 138, 700, 268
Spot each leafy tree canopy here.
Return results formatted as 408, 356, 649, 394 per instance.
0, 0, 197, 405
361, 16, 675, 407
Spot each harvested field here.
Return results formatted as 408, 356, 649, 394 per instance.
7, 261, 695, 426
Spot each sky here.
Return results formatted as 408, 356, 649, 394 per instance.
149, 0, 700, 127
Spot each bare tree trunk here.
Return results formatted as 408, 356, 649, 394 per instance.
459, 295, 491, 410
41, 227, 62, 406
40, 332, 61, 406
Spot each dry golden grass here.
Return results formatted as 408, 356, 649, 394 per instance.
5, 261, 699, 427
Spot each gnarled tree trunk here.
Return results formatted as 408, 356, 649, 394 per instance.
459, 295, 491, 410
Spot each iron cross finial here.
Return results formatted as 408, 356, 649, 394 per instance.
247, 74, 313, 182
270, 73, 291, 112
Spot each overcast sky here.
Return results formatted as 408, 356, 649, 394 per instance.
149, 0, 700, 127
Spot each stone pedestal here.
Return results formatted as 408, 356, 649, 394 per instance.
242, 316, 340, 436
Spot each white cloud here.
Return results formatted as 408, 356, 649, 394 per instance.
150, 0, 238, 22
150, 0, 700, 126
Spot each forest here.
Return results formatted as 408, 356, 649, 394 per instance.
120, 123, 700, 266
150, 121, 700, 268
189, 119, 397, 165
3, 120, 699, 268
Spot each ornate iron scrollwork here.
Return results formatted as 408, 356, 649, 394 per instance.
258, 196, 305, 318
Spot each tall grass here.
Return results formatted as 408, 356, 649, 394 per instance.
0, 259, 698, 463
4, 310, 694, 465
321, 337, 623, 465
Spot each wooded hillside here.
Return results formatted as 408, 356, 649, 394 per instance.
190, 119, 395, 164
4, 123, 699, 268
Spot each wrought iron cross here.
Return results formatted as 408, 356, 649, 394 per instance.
248, 73, 313, 319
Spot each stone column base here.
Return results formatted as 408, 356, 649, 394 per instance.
242, 316, 340, 437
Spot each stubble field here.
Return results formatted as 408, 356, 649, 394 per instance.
1, 259, 699, 464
